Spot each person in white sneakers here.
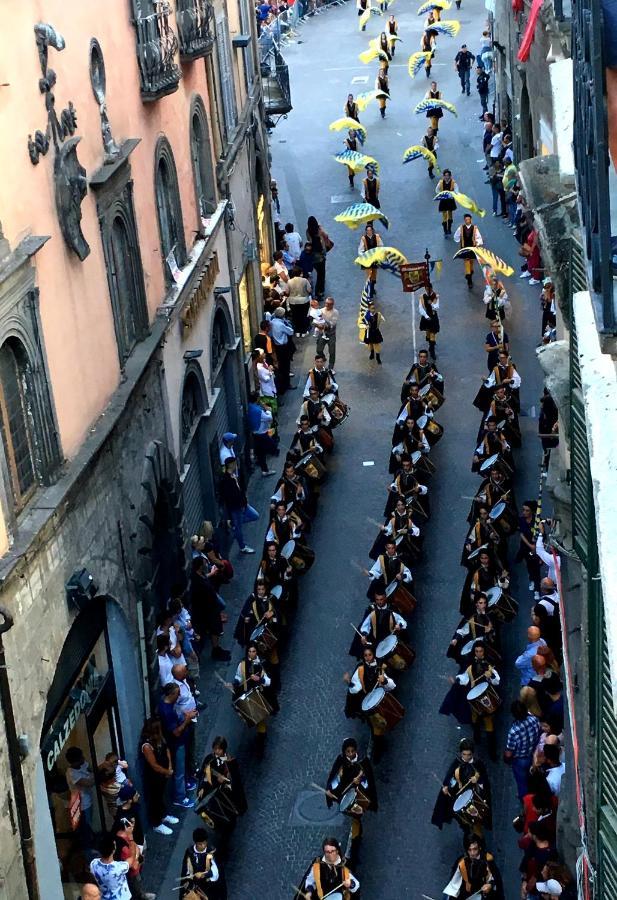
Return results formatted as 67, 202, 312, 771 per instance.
140, 718, 181, 835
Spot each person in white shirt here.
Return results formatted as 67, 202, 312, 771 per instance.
535, 526, 560, 582
252, 349, 278, 405
316, 296, 340, 371
543, 743, 565, 795
219, 433, 237, 466
90, 835, 132, 900
171, 663, 198, 714
489, 125, 503, 160
272, 250, 289, 282
65, 747, 95, 829
157, 633, 174, 686
284, 222, 303, 261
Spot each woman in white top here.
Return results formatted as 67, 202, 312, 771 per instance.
252, 349, 278, 416
286, 265, 313, 337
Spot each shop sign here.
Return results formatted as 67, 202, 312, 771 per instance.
181, 251, 220, 334
400, 262, 429, 293
42, 667, 102, 773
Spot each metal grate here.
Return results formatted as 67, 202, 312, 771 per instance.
570, 397, 592, 563
600, 625, 617, 808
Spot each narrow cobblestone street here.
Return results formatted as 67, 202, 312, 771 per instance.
149, 1, 546, 896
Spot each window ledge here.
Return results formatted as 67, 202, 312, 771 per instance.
156, 200, 227, 320
89, 139, 141, 188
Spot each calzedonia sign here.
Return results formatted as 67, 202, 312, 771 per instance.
42, 667, 102, 773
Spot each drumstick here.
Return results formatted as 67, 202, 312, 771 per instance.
350, 558, 370, 577
214, 672, 235, 693
350, 622, 365, 638
290, 884, 307, 899
310, 781, 333, 796
323, 883, 347, 899
366, 515, 385, 529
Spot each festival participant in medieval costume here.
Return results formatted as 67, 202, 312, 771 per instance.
421, 30, 435, 77
385, 454, 430, 519
423, 125, 439, 180
442, 835, 505, 899
195, 737, 247, 855
484, 319, 509, 372
448, 593, 501, 667
363, 166, 381, 215
386, 14, 399, 55
375, 64, 390, 118
467, 464, 516, 525
369, 498, 423, 566
399, 378, 434, 417
362, 300, 385, 364
403, 348, 444, 393
299, 837, 360, 898
379, 32, 392, 70
485, 349, 522, 409
419, 284, 440, 358
484, 385, 521, 448
358, 224, 384, 297
472, 416, 513, 475
271, 459, 312, 523
304, 353, 338, 398
257, 541, 294, 593
345, 129, 359, 189
344, 645, 399, 760
179, 827, 222, 898
454, 214, 484, 288
460, 548, 509, 617
368, 538, 413, 586
425, 80, 444, 132
349, 587, 408, 658
483, 273, 509, 323
425, 12, 440, 54
440, 642, 501, 761
389, 417, 429, 474
345, 93, 360, 122
357, 0, 368, 30
461, 505, 506, 569
232, 643, 276, 753
325, 738, 377, 866
436, 169, 458, 235
431, 738, 492, 834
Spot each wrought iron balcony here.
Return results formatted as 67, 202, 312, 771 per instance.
176, 0, 214, 60
134, 1, 182, 102
258, 32, 292, 121
572, 0, 616, 332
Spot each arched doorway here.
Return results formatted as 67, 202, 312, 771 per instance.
519, 83, 534, 161
134, 440, 187, 707
181, 365, 211, 535
37, 597, 142, 894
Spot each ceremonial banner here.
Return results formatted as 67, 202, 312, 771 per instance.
400, 262, 429, 292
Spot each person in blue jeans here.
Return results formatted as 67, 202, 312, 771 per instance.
220, 458, 259, 554
504, 700, 542, 800
454, 45, 475, 95
158, 683, 198, 809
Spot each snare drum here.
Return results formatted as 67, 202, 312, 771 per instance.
452, 787, 489, 827
479, 453, 501, 474
385, 580, 417, 617
339, 786, 370, 818
317, 426, 334, 451
489, 500, 518, 536
270, 585, 283, 601
295, 451, 327, 482
460, 637, 501, 666
423, 417, 444, 445
375, 634, 416, 670
466, 681, 501, 716
249, 623, 278, 657
412, 449, 436, 476
361, 686, 405, 732
486, 585, 519, 623
280, 539, 315, 574
322, 392, 336, 407
419, 381, 445, 411
329, 398, 350, 426
233, 688, 272, 727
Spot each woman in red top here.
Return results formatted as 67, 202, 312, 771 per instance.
114, 816, 155, 900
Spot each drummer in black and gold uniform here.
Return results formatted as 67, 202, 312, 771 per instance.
266, 501, 301, 547
368, 538, 413, 589
461, 548, 509, 616
461, 505, 505, 568
448, 592, 500, 666
454, 213, 483, 289
455, 642, 501, 759
257, 541, 294, 593
300, 836, 360, 898
179, 827, 221, 899
431, 738, 492, 835
233, 643, 275, 752
472, 417, 513, 474
370, 497, 423, 564
442, 834, 504, 899
234, 581, 281, 687
195, 736, 247, 851
345, 645, 397, 758
303, 354, 338, 398
385, 454, 430, 518
389, 417, 430, 474
404, 348, 445, 393
290, 415, 325, 460
467, 465, 512, 523
436, 169, 458, 236
271, 460, 313, 523
349, 588, 408, 658
325, 738, 377, 865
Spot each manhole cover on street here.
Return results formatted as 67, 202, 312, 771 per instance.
290, 790, 344, 826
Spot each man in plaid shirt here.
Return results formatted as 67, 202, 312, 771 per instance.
503, 700, 541, 799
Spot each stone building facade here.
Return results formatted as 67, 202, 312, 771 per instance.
0, 1, 271, 896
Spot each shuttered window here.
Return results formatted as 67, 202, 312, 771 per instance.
570, 312, 593, 564
216, 19, 237, 138
599, 594, 617, 897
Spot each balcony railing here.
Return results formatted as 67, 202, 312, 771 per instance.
572, 0, 616, 332
134, 1, 182, 101
258, 32, 292, 120
176, 0, 214, 60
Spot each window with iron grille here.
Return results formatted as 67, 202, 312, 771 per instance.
0, 339, 37, 511
154, 136, 187, 285
215, 19, 238, 139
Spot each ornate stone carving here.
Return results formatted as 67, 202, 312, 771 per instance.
27, 23, 90, 260
89, 39, 121, 164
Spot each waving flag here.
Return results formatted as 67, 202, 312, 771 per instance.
418, 0, 451, 12
434, 191, 486, 217
465, 246, 514, 276
359, 47, 390, 64
356, 90, 381, 111
402, 145, 439, 170
359, 5, 383, 28
329, 118, 368, 141
335, 203, 389, 230
414, 97, 458, 116
355, 246, 408, 274
408, 51, 433, 77
426, 19, 461, 36
334, 149, 380, 173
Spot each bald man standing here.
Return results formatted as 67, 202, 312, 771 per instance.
515, 626, 547, 686
81, 885, 101, 900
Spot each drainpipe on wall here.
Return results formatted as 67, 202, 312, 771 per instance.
0, 607, 39, 900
